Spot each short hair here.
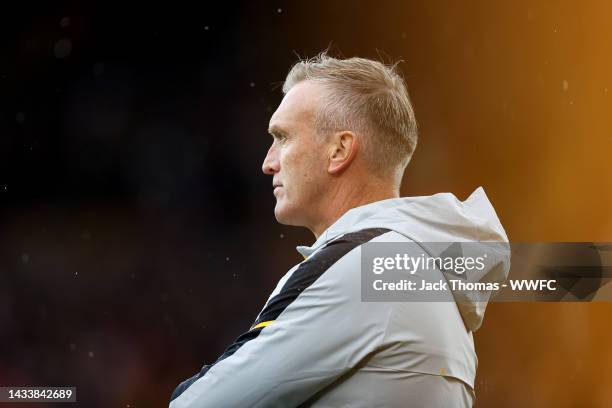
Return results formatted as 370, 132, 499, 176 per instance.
282, 51, 418, 176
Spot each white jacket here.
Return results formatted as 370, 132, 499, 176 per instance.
170, 187, 510, 407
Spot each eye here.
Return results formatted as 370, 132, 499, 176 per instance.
273, 133, 287, 143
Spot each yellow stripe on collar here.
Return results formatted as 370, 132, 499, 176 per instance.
251, 320, 274, 330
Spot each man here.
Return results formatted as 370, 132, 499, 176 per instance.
170, 52, 509, 407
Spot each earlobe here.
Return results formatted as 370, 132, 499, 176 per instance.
328, 131, 358, 175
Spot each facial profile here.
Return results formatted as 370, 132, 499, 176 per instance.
262, 81, 331, 229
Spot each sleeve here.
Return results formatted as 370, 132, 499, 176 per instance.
169, 228, 393, 408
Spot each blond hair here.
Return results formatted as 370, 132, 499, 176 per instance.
282, 51, 418, 177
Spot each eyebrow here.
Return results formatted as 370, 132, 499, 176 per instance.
268, 124, 287, 137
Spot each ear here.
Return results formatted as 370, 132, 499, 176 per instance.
328, 131, 359, 175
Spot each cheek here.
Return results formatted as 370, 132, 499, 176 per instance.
279, 141, 327, 196
282, 151, 309, 180
291, 158, 325, 196
280, 147, 303, 180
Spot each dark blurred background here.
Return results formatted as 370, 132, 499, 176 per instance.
1, 1, 611, 407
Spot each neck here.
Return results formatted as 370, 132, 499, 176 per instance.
310, 181, 399, 239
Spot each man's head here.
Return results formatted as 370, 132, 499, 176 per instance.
262, 51, 418, 235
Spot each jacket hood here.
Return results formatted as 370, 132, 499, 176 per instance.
297, 187, 511, 332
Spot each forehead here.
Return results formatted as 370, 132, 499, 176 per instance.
268, 81, 325, 132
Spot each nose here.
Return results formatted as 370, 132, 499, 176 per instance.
262, 144, 280, 175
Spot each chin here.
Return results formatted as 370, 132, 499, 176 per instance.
274, 202, 301, 227
273, 205, 291, 225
